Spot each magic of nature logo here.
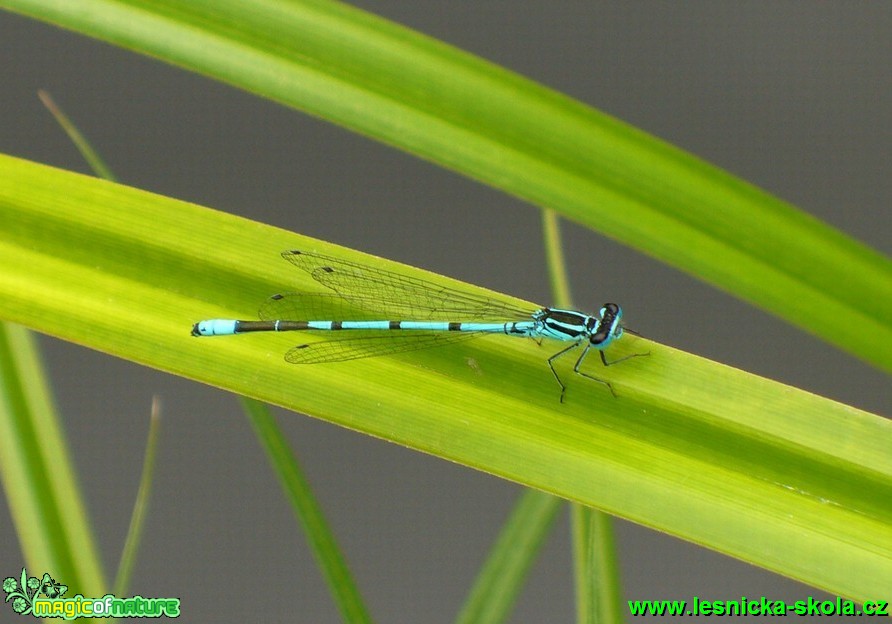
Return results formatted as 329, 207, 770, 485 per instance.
3, 568, 180, 619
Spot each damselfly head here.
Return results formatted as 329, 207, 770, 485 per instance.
591, 303, 623, 347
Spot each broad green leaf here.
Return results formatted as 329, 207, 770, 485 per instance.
1, 156, 890, 601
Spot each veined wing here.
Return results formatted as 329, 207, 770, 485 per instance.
281, 250, 533, 321
284, 332, 484, 363
259, 293, 402, 322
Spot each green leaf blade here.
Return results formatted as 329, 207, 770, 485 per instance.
1, 156, 890, 600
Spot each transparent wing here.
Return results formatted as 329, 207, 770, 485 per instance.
281, 250, 533, 321
259, 293, 394, 322
284, 332, 484, 364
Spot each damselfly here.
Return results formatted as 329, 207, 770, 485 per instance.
192, 250, 648, 400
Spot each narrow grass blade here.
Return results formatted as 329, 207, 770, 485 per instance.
540, 211, 573, 309
572, 506, 623, 624
241, 398, 374, 624
0, 323, 106, 599
37, 90, 117, 183
112, 396, 161, 597
454, 212, 589, 623
455, 490, 561, 624
541, 211, 623, 624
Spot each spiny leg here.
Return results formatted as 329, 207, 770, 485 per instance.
574, 345, 617, 398
575, 348, 650, 398
599, 349, 650, 367
546, 340, 583, 403
549, 341, 649, 402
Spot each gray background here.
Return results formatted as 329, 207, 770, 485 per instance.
2, 2, 890, 622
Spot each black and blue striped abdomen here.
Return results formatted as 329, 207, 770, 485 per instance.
191, 319, 540, 336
